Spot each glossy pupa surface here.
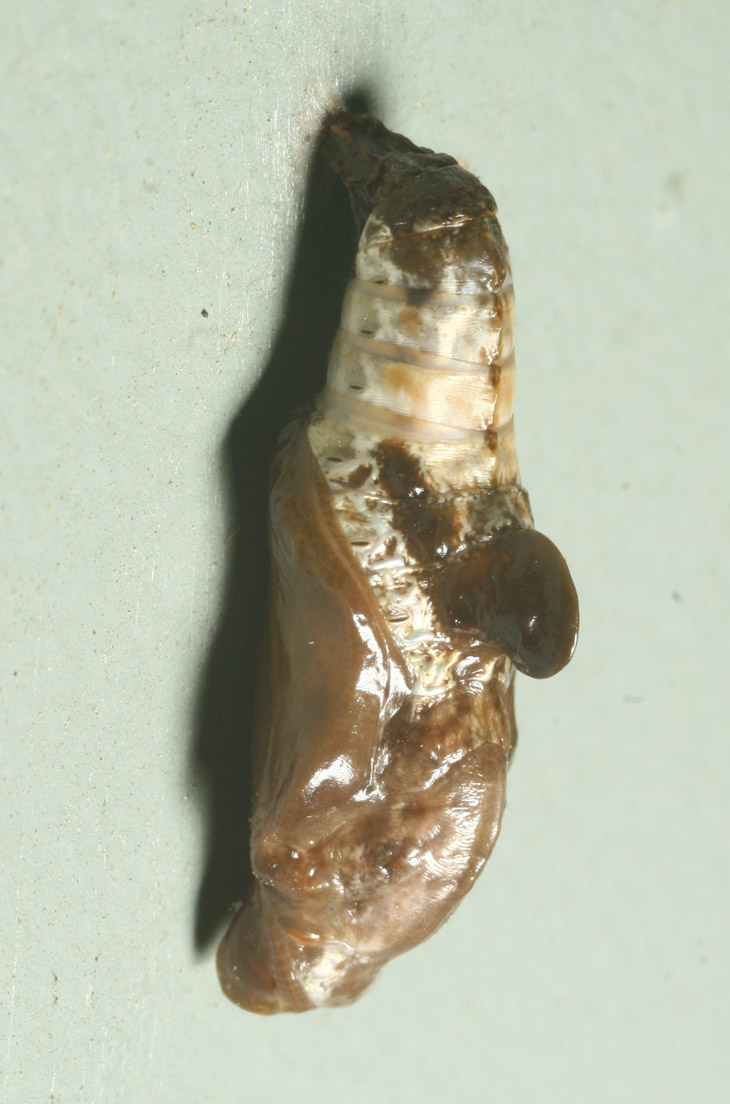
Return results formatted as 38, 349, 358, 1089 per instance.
217, 114, 578, 1013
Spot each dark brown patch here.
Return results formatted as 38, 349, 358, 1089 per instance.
489, 362, 502, 388
373, 440, 460, 564
346, 464, 372, 489
373, 439, 426, 501
384, 166, 497, 239
398, 499, 461, 563
320, 112, 455, 234
485, 428, 498, 452
385, 218, 510, 294
365, 838, 411, 880
377, 693, 479, 792
434, 529, 579, 679
384, 536, 397, 557
405, 286, 432, 306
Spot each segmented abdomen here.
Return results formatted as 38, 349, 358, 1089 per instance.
311, 145, 528, 696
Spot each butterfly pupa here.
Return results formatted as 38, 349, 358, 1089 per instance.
216, 113, 579, 1014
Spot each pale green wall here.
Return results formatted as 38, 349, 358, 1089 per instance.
2, 2, 728, 1101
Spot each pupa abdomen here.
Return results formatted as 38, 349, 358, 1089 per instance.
217, 114, 579, 1014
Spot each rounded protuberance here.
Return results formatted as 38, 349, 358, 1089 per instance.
436, 528, 579, 679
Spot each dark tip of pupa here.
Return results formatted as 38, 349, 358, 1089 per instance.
319, 112, 495, 238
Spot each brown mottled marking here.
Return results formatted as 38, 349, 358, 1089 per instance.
373, 440, 461, 563
378, 692, 480, 791
346, 464, 372, 489
372, 439, 427, 501
397, 304, 427, 340
382, 220, 510, 293
384, 362, 425, 402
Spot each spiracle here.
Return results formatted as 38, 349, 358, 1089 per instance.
216, 113, 579, 1014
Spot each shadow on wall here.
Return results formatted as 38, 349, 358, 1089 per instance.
190, 87, 379, 952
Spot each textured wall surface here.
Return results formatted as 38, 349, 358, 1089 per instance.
2, 2, 729, 1101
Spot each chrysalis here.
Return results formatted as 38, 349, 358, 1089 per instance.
217, 114, 579, 1014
